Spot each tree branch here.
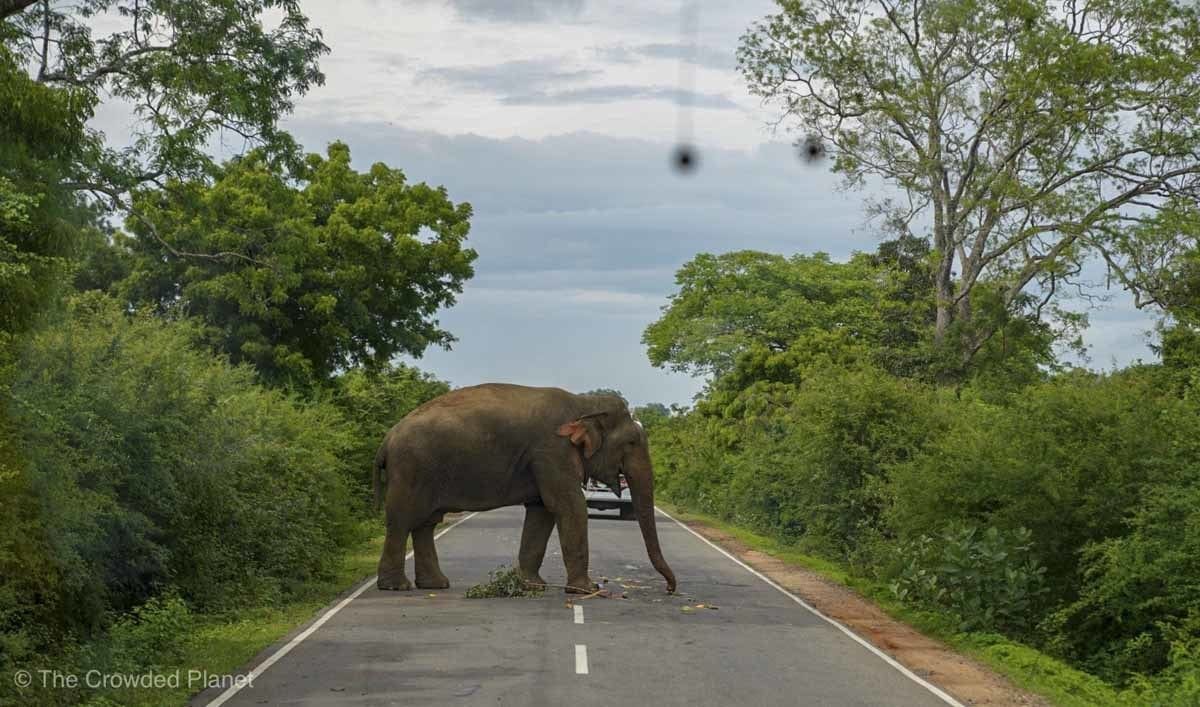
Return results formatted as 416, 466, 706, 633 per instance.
0, 0, 37, 20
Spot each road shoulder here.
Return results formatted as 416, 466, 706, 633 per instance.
660, 507, 1049, 707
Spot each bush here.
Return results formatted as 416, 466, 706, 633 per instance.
885, 369, 1182, 598
1049, 483, 1200, 682
651, 361, 1200, 691
890, 525, 1047, 634
84, 592, 193, 673
652, 366, 939, 561
5, 293, 360, 630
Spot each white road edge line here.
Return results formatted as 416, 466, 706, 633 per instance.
206, 511, 480, 707
575, 644, 589, 675
655, 506, 965, 707
574, 604, 584, 624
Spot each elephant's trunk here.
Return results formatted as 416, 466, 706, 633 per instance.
624, 446, 677, 593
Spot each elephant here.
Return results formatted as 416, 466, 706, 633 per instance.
371, 383, 677, 594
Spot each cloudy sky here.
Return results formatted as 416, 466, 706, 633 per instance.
106, 0, 1160, 405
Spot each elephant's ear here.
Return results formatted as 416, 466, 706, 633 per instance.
556, 417, 602, 459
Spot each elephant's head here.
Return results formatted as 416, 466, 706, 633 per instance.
557, 396, 677, 593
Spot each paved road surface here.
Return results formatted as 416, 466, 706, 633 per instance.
197, 506, 955, 706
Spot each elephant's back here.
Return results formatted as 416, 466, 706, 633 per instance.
387, 383, 572, 448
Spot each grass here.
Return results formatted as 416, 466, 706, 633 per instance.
74, 527, 389, 707
656, 501, 1130, 707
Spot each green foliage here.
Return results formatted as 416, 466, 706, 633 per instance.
1051, 483, 1200, 682
5, 293, 360, 632
739, 0, 1200, 360
465, 567, 545, 598
643, 248, 930, 381
0, 42, 94, 334
653, 366, 938, 560
584, 388, 626, 401
632, 402, 670, 430
886, 369, 1186, 596
643, 240, 1059, 395
5, 0, 327, 192
650, 351, 1199, 691
891, 525, 1047, 634
85, 593, 194, 673
114, 142, 476, 387
0, 414, 67, 679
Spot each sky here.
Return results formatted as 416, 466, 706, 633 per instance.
101, 0, 1162, 406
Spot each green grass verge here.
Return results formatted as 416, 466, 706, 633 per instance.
77, 528, 389, 707
656, 501, 1129, 707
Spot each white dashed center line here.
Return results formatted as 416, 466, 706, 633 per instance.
574, 604, 584, 624
575, 644, 588, 675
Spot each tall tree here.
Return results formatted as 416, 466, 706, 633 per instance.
643, 248, 931, 380
117, 142, 476, 387
0, 41, 92, 335
0, 0, 328, 332
739, 0, 1200, 368
3, 0, 326, 243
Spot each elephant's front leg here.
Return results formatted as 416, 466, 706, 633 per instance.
533, 462, 596, 593
517, 503, 554, 587
555, 504, 597, 593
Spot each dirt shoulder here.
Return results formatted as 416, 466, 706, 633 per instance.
670, 515, 1049, 707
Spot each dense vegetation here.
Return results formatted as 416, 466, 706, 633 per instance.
643, 236, 1200, 701
3, 0, 1200, 705
644, 0, 1200, 701
0, 2, 466, 703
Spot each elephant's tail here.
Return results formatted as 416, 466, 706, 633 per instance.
372, 441, 388, 513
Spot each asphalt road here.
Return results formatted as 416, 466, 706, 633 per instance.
198, 506, 956, 707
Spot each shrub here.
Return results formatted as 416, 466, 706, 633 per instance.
1050, 483, 1200, 682
652, 367, 940, 560
885, 369, 1181, 598
5, 293, 359, 628
890, 524, 1048, 634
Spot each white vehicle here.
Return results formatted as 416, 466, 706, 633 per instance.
583, 474, 635, 520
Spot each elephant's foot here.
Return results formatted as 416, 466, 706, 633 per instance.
517, 569, 547, 589
377, 574, 412, 591
415, 572, 450, 590
564, 575, 599, 594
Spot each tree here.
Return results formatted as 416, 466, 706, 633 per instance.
1, 0, 328, 332
584, 388, 626, 401
633, 402, 671, 429
116, 142, 476, 387
643, 248, 932, 380
0, 42, 92, 335
739, 0, 1200, 369
5, 0, 325, 189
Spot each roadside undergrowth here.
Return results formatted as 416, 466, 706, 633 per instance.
655, 502, 1130, 707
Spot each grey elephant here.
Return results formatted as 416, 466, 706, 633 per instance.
371, 383, 677, 594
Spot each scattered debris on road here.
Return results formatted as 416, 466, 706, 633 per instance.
464, 566, 545, 598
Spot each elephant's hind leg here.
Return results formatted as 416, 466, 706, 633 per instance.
517, 503, 554, 587
412, 523, 450, 589
377, 510, 414, 591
